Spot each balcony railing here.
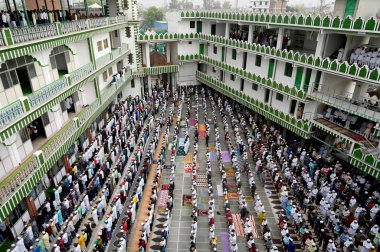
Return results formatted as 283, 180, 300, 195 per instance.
0, 44, 130, 134
4, 16, 128, 46
28, 78, 68, 108
309, 83, 380, 123
0, 69, 132, 210
0, 101, 24, 128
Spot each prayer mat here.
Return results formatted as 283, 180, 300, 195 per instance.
178, 138, 185, 147
245, 195, 253, 201
227, 187, 238, 193
199, 123, 206, 131
199, 131, 206, 139
198, 209, 208, 216
184, 153, 193, 162
227, 193, 238, 199
182, 194, 192, 206
210, 151, 218, 162
184, 162, 199, 173
220, 232, 231, 252
190, 118, 196, 126
208, 146, 216, 151
227, 183, 237, 188
161, 184, 169, 190
157, 206, 166, 215
221, 151, 231, 163
232, 214, 259, 238
196, 175, 208, 187
158, 190, 169, 207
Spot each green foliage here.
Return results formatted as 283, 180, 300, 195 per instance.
141, 7, 165, 29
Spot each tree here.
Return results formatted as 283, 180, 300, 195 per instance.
141, 7, 165, 30
169, 0, 181, 9
222, 1, 232, 9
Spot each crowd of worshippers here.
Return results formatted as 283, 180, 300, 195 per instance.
348, 46, 380, 69
0, 8, 104, 29
4, 91, 167, 252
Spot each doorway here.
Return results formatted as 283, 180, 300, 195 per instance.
16, 67, 33, 95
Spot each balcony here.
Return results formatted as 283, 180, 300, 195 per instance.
1, 17, 127, 47
308, 84, 380, 123
0, 44, 130, 142
0, 69, 132, 221
195, 70, 311, 138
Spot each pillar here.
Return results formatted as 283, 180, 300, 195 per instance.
42, 65, 52, 84
247, 24, 254, 43
225, 23, 230, 38
166, 43, 171, 63
352, 81, 369, 101
145, 44, 151, 67
59, 0, 65, 21
79, 88, 88, 107
84, 0, 89, 18
63, 154, 71, 173
86, 128, 93, 144
3, 134, 21, 168
276, 28, 284, 50
315, 31, 327, 58
147, 75, 152, 96
25, 196, 38, 217
21, 0, 30, 26
51, 104, 63, 129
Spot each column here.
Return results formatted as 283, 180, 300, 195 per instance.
100, 0, 105, 16
86, 128, 93, 144
315, 31, 327, 58
352, 81, 369, 101
225, 22, 230, 38
25, 196, 38, 218
247, 25, 254, 43
145, 43, 151, 67
41, 65, 52, 85
276, 27, 284, 50
166, 43, 171, 63
79, 88, 88, 107
3, 134, 21, 168
51, 104, 63, 129
147, 76, 152, 96
59, 0, 65, 21
84, 0, 89, 18
63, 154, 71, 173
21, 0, 30, 26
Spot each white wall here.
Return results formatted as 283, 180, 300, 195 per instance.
82, 81, 97, 105
179, 63, 197, 86
273, 61, 296, 88
69, 40, 91, 68
271, 92, 291, 114
98, 64, 117, 91
321, 73, 355, 96
16, 133, 33, 162
245, 54, 270, 77
208, 44, 222, 62
225, 48, 244, 69
92, 33, 112, 59
166, 11, 182, 33
178, 40, 199, 56
356, 0, 380, 20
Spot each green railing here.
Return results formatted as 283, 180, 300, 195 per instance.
349, 146, 380, 179
138, 65, 179, 76
138, 32, 200, 41
181, 54, 306, 100
140, 32, 380, 85
196, 71, 311, 138
180, 11, 380, 35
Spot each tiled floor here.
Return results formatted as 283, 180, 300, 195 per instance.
144, 90, 290, 252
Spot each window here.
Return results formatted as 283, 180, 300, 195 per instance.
97, 41, 103, 52
188, 41, 192, 44
20, 127, 30, 143
276, 93, 284, 102
108, 67, 113, 76
213, 46, 217, 54
131, 79, 135, 88
232, 49, 237, 60
103, 39, 109, 49
190, 21, 195, 28
230, 74, 235, 81
211, 24, 216, 35
126, 27, 131, 38
0, 72, 11, 89
8, 200, 28, 225
255, 55, 262, 67
212, 67, 216, 73
114, 30, 118, 37
284, 63, 293, 77
29, 181, 45, 200
128, 54, 133, 64
103, 71, 108, 82
252, 83, 258, 91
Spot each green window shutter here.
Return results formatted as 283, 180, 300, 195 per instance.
268, 59, 275, 78
303, 68, 312, 92
221, 47, 225, 62
199, 44, 205, 55
344, 0, 357, 18
295, 67, 304, 89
